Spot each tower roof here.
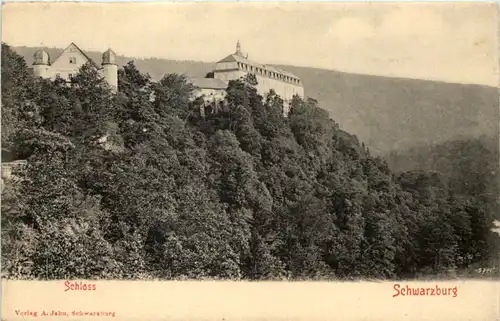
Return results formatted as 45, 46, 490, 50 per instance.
236, 40, 242, 56
102, 48, 117, 65
33, 49, 50, 65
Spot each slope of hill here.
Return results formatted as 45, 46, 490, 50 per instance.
13, 45, 499, 155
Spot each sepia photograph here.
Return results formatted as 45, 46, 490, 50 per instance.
1, 2, 499, 315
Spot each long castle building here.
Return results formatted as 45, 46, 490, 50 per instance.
191, 41, 304, 115
31, 43, 118, 91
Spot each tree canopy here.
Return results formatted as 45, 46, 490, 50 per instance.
2, 43, 499, 280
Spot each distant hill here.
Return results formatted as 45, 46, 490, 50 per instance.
386, 135, 499, 197
13, 45, 499, 155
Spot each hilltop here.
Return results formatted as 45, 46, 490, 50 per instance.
12, 45, 499, 155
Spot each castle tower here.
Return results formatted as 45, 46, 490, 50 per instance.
236, 40, 242, 57
32, 49, 50, 78
102, 48, 118, 92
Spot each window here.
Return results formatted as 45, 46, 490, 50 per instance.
55, 73, 61, 78
68, 73, 73, 79
69, 57, 76, 64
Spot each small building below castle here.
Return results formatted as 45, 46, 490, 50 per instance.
188, 78, 228, 116
31, 42, 118, 91
189, 77, 228, 102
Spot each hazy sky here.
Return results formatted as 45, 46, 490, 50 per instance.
2, 2, 498, 86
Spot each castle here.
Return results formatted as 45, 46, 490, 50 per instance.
190, 41, 304, 115
30, 41, 303, 114
31, 43, 118, 91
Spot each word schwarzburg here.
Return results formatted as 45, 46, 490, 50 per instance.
393, 284, 458, 297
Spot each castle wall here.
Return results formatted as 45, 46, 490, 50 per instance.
215, 61, 238, 71
254, 74, 303, 101
214, 69, 246, 82
214, 66, 304, 104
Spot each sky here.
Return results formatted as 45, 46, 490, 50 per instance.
2, 2, 499, 87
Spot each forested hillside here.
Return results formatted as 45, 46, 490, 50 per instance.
13, 45, 499, 155
2, 43, 499, 280
386, 136, 499, 197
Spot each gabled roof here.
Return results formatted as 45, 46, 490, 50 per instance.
189, 78, 228, 90
52, 42, 100, 69
217, 53, 300, 80
218, 54, 244, 64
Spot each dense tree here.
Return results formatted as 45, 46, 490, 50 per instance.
2, 44, 499, 280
